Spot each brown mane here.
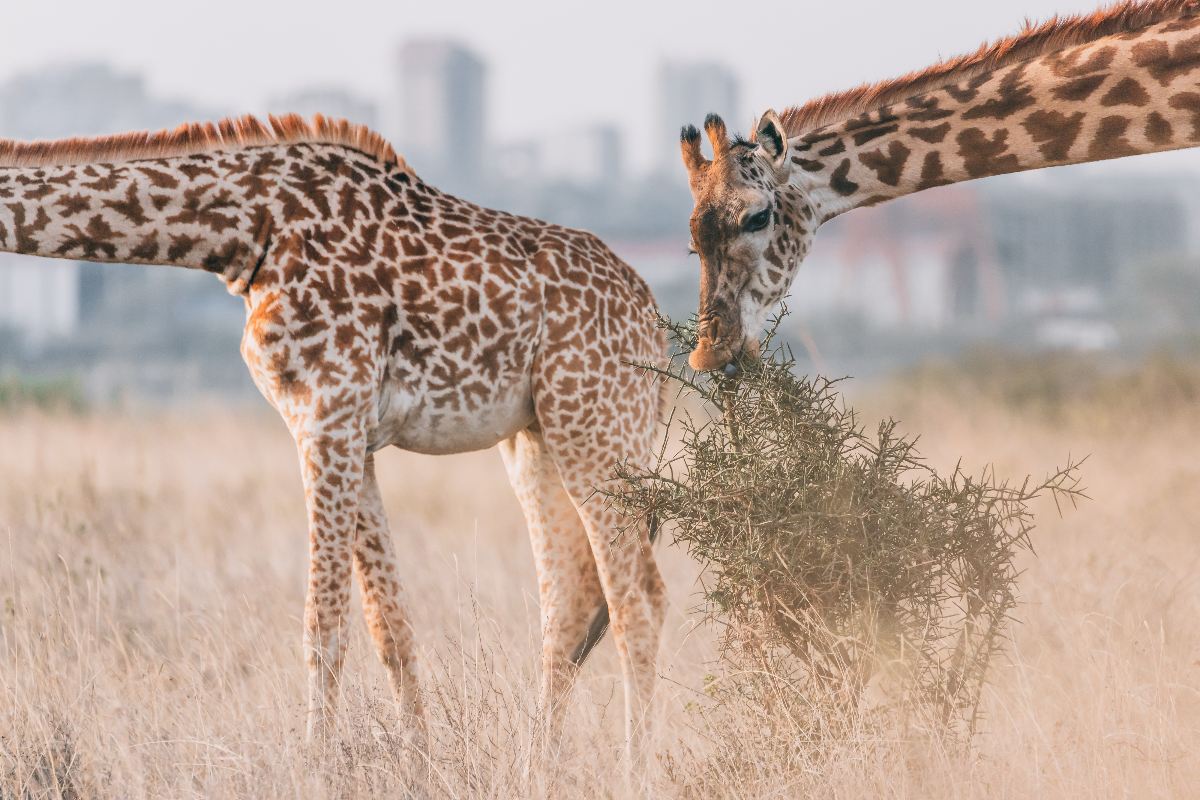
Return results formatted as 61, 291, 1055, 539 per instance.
781, 0, 1200, 136
0, 113, 408, 171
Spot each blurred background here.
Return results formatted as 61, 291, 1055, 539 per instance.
1, 0, 1198, 405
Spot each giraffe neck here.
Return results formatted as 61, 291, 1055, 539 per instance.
792, 11, 1200, 220
0, 147, 296, 293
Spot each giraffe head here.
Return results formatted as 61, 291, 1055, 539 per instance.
680, 109, 815, 372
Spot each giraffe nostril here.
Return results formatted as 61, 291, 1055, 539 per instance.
707, 318, 721, 342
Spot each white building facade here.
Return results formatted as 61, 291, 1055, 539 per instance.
0, 254, 79, 347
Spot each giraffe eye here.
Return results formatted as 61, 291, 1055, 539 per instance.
744, 208, 771, 233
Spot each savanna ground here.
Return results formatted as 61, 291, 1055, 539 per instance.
1, 354, 1198, 798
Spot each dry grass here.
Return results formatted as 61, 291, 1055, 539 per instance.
1, 365, 1198, 798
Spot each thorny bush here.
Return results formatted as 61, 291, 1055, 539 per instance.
605, 311, 1084, 742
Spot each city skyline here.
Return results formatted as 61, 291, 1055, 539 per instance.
0, 50, 740, 190
7, 0, 1198, 175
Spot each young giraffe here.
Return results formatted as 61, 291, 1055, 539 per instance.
681, 0, 1200, 371
0, 115, 667, 759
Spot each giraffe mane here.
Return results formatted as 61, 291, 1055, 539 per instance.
781, 0, 1200, 136
0, 113, 410, 171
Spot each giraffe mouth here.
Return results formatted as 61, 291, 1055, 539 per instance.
688, 336, 735, 371
688, 315, 741, 371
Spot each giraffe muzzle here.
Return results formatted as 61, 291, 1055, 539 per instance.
689, 315, 739, 371
689, 337, 735, 371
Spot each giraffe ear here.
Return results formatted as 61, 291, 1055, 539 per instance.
754, 109, 789, 168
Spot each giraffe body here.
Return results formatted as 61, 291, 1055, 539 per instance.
680, 0, 1200, 370
0, 117, 667, 763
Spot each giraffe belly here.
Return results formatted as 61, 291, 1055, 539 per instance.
369, 381, 535, 455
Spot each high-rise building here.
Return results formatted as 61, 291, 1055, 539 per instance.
0, 254, 78, 347
397, 40, 486, 196
655, 60, 740, 176
541, 124, 622, 188
269, 87, 378, 130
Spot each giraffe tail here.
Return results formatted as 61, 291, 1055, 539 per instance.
569, 512, 660, 667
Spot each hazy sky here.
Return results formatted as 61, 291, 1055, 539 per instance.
0, 0, 1156, 170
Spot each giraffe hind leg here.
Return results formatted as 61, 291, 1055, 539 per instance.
530, 337, 668, 770
569, 513, 660, 666
499, 429, 606, 739
533, 424, 667, 769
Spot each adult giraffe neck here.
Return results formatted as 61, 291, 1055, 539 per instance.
789, 9, 1200, 221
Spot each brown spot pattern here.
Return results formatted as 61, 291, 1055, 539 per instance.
1101, 76, 1153, 105
1131, 32, 1200, 85
1091, 114, 1140, 157
859, 140, 912, 186
1023, 109, 1087, 161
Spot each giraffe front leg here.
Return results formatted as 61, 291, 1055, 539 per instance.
354, 454, 426, 749
293, 420, 368, 744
